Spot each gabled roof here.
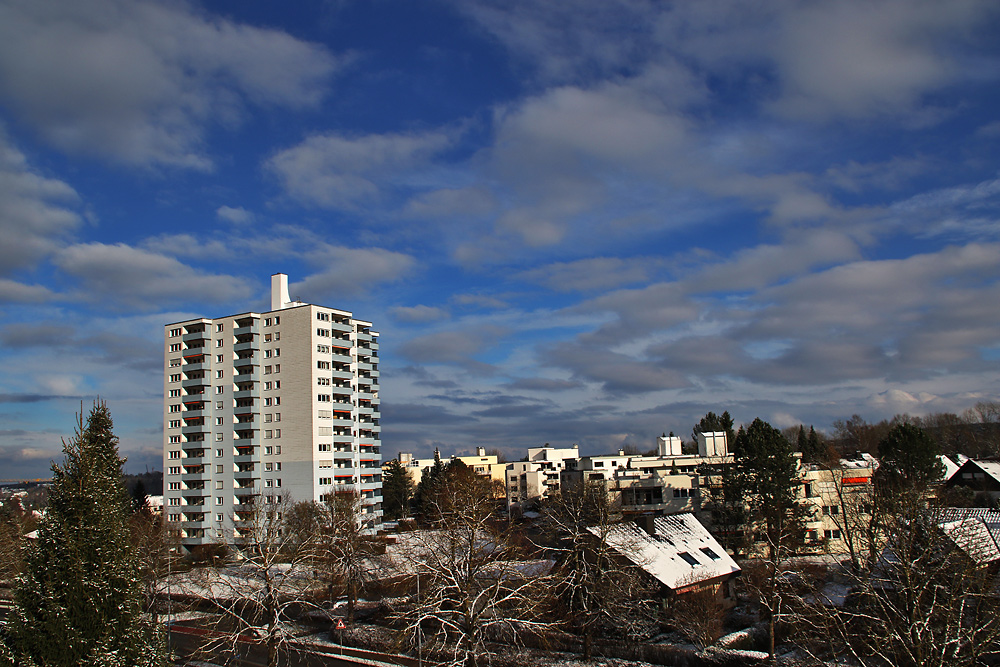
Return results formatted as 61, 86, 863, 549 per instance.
593, 513, 740, 591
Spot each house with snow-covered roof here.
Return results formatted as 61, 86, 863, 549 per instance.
593, 513, 741, 604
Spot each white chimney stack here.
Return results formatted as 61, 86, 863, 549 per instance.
271, 273, 291, 311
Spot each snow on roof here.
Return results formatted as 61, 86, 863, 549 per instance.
939, 518, 1000, 564
939, 456, 960, 481
593, 514, 740, 591
970, 460, 1000, 482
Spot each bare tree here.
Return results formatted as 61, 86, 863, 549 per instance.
795, 504, 1000, 666
189, 492, 321, 667
396, 464, 549, 667
538, 480, 654, 659
316, 489, 387, 623
819, 456, 885, 571
668, 573, 726, 651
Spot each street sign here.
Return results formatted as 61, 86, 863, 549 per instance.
335, 619, 346, 630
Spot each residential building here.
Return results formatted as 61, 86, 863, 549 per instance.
598, 514, 741, 603
162, 273, 381, 551
506, 444, 580, 510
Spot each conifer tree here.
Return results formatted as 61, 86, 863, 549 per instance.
5, 402, 163, 667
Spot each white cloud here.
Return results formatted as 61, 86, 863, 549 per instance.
517, 257, 657, 292
267, 130, 454, 210
391, 305, 450, 324
0, 131, 81, 274
216, 205, 253, 224
54, 242, 252, 308
0, 0, 342, 168
291, 246, 417, 299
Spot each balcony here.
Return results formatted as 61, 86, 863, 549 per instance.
233, 387, 257, 400
234, 323, 259, 337
234, 341, 257, 353
182, 331, 209, 343
182, 377, 209, 389
355, 331, 372, 342
330, 321, 352, 333
181, 423, 210, 436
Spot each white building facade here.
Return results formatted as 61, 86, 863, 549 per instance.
163, 274, 381, 550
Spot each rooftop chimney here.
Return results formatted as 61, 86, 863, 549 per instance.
271, 273, 291, 311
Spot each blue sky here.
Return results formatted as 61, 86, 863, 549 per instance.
1, 0, 999, 478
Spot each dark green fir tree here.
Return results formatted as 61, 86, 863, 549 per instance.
5, 402, 163, 667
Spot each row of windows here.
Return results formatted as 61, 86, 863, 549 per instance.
264, 316, 280, 326
264, 365, 280, 374
264, 348, 280, 358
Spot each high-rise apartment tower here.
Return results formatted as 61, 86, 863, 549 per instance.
163, 273, 381, 550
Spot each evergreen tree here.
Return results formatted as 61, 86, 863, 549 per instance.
692, 410, 735, 447
876, 423, 945, 504
381, 459, 414, 520
6, 402, 163, 667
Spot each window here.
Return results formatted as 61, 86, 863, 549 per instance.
264, 397, 272, 407
216, 497, 223, 505
266, 479, 273, 488
265, 349, 272, 358
170, 404, 181, 413
169, 498, 181, 506
264, 381, 273, 390
216, 370, 224, 378
169, 343, 182, 352
274, 316, 279, 324
823, 506, 840, 516
265, 333, 272, 342
265, 463, 273, 472
265, 414, 272, 423
825, 529, 842, 540
216, 433, 223, 441
264, 430, 272, 439
276, 462, 281, 471
216, 465, 224, 473
673, 488, 695, 498
319, 460, 332, 469
216, 449, 223, 457
274, 380, 280, 389
264, 318, 272, 326
169, 389, 181, 397
274, 429, 281, 439
319, 477, 332, 485
216, 514, 224, 522
216, 354, 224, 363
216, 385, 224, 394
216, 323, 224, 332
318, 377, 330, 386
318, 394, 330, 402
168, 420, 181, 428
216, 417, 224, 425
265, 446, 273, 455
170, 328, 181, 337
169, 451, 180, 459
274, 413, 280, 422
274, 348, 280, 357
700, 547, 721, 560
275, 446, 281, 455
216, 339, 223, 347
216, 480, 223, 489
274, 397, 280, 405
677, 551, 701, 567
169, 358, 181, 367
275, 332, 280, 340
274, 364, 280, 373
317, 361, 330, 370
169, 513, 181, 522
169, 482, 181, 491
318, 444, 331, 452
168, 466, 180, 475
264, 365, 272, 374
216, 401, 223, 409
169, 436, 181, 444
169, 374, 181, 382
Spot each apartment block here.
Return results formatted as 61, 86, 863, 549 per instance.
163, 273, 381, 550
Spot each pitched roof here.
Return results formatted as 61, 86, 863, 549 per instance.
593, 513, 740, 591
